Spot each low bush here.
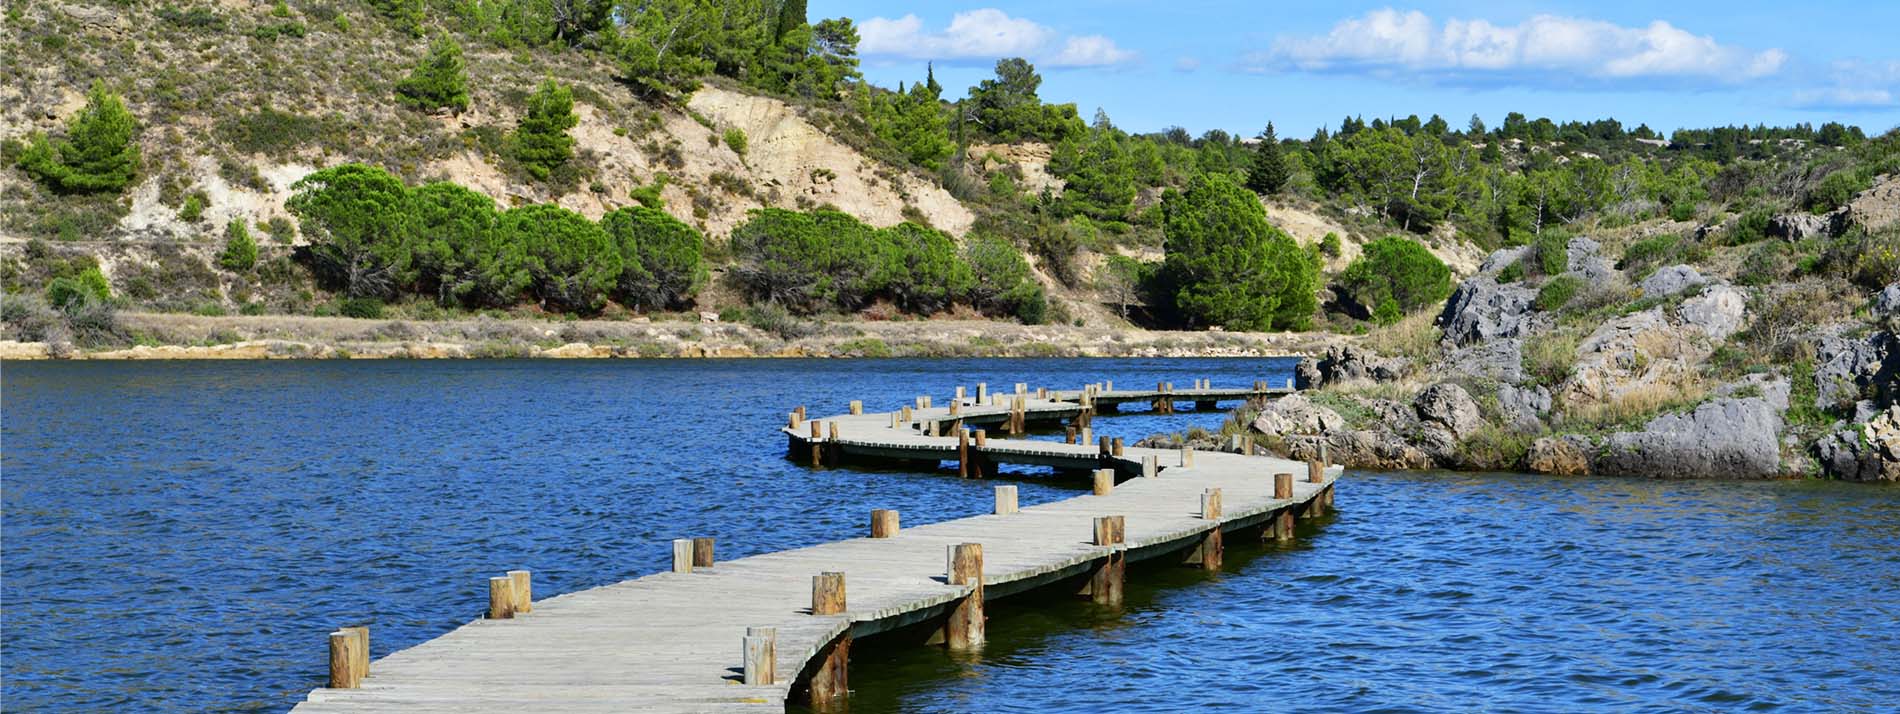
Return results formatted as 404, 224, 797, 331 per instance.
1534, 274, 1582, 312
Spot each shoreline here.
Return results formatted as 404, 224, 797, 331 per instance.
0, 313, 1346, 361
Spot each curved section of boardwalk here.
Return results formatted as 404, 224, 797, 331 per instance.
291, 381, 1336, 713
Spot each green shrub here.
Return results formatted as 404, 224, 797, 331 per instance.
723, 127, 747, 156
964, 233, 1046, 323
1372, 297, 1402, 325
16, 80, 140, 194
178, 192, 207, 222
1318, 232, 1342, 258
1668, 201, 1698, 221
512, 80, 577, 180
45, 266, 112, 309
1532, 230, 1568, 276
1534, 274, 1582, 311
339, 297, 385, 319
1808, 170, 1868, 213
396, 37, 471, 113
499, 204, 620, 314
1726, 207, 1773, 245
1496, 261, 1525, 283
729, 208, 876, 313
218, 219, 258, 271
1334, 235, 1452, 319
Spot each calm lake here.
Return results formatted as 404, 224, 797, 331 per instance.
3, 359, 1896, 712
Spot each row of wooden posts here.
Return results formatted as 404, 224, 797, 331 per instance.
322, 378, 1318, 695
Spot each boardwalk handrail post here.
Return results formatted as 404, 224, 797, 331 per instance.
487, 577, 514, 619
871, 509, 900, 538
994, 485, 1018, 515
1086, 516, 1126, 606
672, 539, 694, 574
507, 570, 532, 614
692, 538, 715, 569
812, 572, 846, 615
1093, 468, 1114, 495
945, 543, 985, 649
743, 627, 777, 685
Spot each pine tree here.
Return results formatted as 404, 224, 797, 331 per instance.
396, 36, 470, 113
512, 79, 577, 180
1246, 123, 1288, 196
17, 80, 141, 194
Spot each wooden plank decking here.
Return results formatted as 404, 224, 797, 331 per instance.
290, 380, 1334, 713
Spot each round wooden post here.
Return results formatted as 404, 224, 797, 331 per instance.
1065, 426, 1077, 444
507, 570, 532, 614
1275, 508, 1296, 542
1097, 435, 1111, 457
812, 572, 847, 615
1093, 468, 1114, 496
1274, 472, 1294, 499
890, 412, 901, 429
945, 543, 985, 649
1181, 446, 1195, 467
974, 429, 987, 446
994, 485, 1018, 515
1308, 458, 1324, 483
1142, 454, 1159, 478
672, 539, 695, 573
808, 420, 824, 466
693, 538, 715, 568
1202, 488, 1223, 520
977, 383, 988, 402
788, 411, 802, 430
957, 428, 971, 478
1088, 516, 1126, 606
328, 629, 363, 689
871, 509, 900, 537
849, 400, 863, 415
744, 626, 777, 685
1081, 426, 1093, 446
1112, 438, 1125, 457
487, 577, 514, 619
1105, 380, 1114, 392
956, 386, 966, 402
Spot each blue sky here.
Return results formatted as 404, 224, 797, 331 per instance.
811, 1, 1900, 137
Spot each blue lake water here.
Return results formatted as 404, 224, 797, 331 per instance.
2, 359, 1896, 712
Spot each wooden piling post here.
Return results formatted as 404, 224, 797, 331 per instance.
1086, 516, 1126, 606
328, 629, 364, 689
808, 420, 823, 466
955, 386, 966, 402
1142, 454, 1158, 478
788, 411, 802, 431
672, 539, 694, 574
945, 543, 985, 649
1202, 488, 1223, 520
825, 422, 841, 466
977, 383, 988, 402
804, 632, 850, 707
849, 400, 862, 415
487, 577, 514, 619
870, 509, 900, 538
1105, 380, 1114, 392
1015, 382, 1026, 396
507, 570, 532, 614
890, 412, 900, 429
1274, 472, 1294, 499
1065, 426, 1077, 444
957, 428, 971, 478
1080, 426, 1093, 446
1097, 435, 1111, 458
994, 485, 1018, 515
743, 626, 777, 685
1181, 446, 1195, 467
1093, 469, 1114, 496
692, 538, 715, 569
812, 572, 846, 615
1112, 438, 1125, 457
1274, 508, 1296, 542
1193, 487, 1226, 569
900, 405, 912, 423
1308, 458, 1324, 483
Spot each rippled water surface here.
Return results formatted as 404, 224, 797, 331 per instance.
4, 360, 1897, 712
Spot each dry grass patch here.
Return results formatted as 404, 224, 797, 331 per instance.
1556, 376, 1710, 434
1360, 309, 1441, 365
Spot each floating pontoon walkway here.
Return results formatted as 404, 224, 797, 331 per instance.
291, 379, 1334, 713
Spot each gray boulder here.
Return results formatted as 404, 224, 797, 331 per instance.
1250, 394, 1346, 439
1565, 237, 1617, 287
1813, 328, 1899, 411
1813, 406, 1900, 481
1639, 265, 1706, 297
1496, 383, 1552, 431
1677, 284, 1747, 341
1298, 345, 1409, 389
1526, 435, 1592, 475
1414, 383, 1483, 438
1872, 283, 1900, 322
1438, 276, 1545, 347
1285, 429, 1434, 471
1595, 396, 1785, 478
1767, 213, 1831, 240
1443, 338, 1526, 384
1713, 374, 1791, 412
1479, 247, 1531, 275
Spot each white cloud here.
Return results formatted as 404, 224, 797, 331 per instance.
1792, 59, 1900, 110
859, 9, 1137, 68
1174, 56, 1202, 73
1250, 9, 1785, 86
1791, 88, 1895, 109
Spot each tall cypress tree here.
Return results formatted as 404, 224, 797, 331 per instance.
1246, 122, 1289, 196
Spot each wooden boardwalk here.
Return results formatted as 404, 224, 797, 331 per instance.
290, 380, 1335, 713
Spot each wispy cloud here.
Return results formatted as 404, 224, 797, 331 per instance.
1173, 56, 1202, 73
1244, 9, 1786, 88
1792, 59, 1900, 109
859, 9, 1138, 69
